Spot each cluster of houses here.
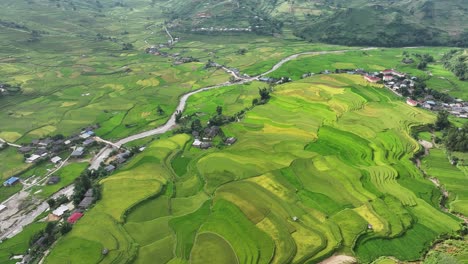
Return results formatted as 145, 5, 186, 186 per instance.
17, 126, 99, 165
49, 188, 94, 224
191, 27, 252, 32
363, 69, 468, 117
191, 126, 237, 149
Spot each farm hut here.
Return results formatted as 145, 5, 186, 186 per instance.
104, 165, 116, 173
38, 138, 53, 147
78, 197, 94, 209
225, 137, 237, 145
67, 212, 84, 224
71, 147, 84, 157
50, 156, 62, 164
26, 154, 41, 163
3, 177, 20, 187
52, 205, 69, 217
192, 139, 202, 147
47, 176, 60, 185
18, 146, 32, 153
83, 138, 96, 147
406, 99, 418, 107
200, 142, 212, 149
84, 189, 94, 197
0, 204, 6, 213
292, 216, 299, 222
102, 248, 109, 255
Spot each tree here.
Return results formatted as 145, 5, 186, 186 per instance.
252, 98, 259, 106
216, 106, 223, 115
47, 198, 56, 209
435, 111, 450, 131
259, 87, 270, 101
175, 111, 182, 123
122, 43, 133, 50
60, 222, 72, 235
418, 61, 427, 70
156, 105, 164, 115
191, 119, 202, 132
45, 222, 55, 235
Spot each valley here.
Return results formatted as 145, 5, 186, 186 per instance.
0, 1, 467, 264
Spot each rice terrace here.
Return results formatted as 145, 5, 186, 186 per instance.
0, 1, 467, 264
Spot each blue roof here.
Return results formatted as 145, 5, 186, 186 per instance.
85, 131, 95, 136
4, 177, 20, 185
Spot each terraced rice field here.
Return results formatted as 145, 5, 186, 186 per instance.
45, 74, 462, 264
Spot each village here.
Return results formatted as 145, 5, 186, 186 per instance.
362, 68, 468, 117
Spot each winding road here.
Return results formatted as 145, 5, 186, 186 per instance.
3, 46, 376, 240
89, 47, 377, 170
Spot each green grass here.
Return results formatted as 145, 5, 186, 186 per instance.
42, 56, 464, 264
0, 222, 47, 264
36, 162, 88, 198
191, 232, 238, 264
422, 149, 468, 216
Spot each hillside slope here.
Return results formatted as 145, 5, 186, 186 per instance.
162, 0, 468, 47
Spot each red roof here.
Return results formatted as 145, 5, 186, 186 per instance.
382, 69, 393, 74
406, 99, 418, 106
364, 75, 381, 82
67, 212, 83, 224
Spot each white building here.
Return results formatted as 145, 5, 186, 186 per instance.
52, 204, 69, 217
26, 154, 41, 163
51, 156, 62, 164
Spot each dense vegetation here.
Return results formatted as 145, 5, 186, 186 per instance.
442, 50, 468, 81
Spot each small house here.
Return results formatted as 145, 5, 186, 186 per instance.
51, 156, 62, 164
83, 138, 96, 147
192, 139, 202, 148
406, 99, 418, 107
0, 204, 7, 213
26, 154, 41, 163
52, 204, 69, 217
18, 146, 32, 154
67, 212, 84, 224
383, 75, 394, 81
38, 138, 53, 147
225, 137, 237, 145
71, 147, 84, 157
3, 177, 20, 187
200, 142, 212, 149
64, 140, 71, 145
78, 197, 94, 209
84, 189, 94, 197
104, 164, 116, 173
364, 75, 381, 83
79, 130, 95, 139
47, 176, 60, 185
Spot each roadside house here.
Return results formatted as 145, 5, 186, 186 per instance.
364, 75, 381, 83
50, 156, 62, 164
406, 98, 419, 107
71, 147, 84, 157
26, 154, 41, 163
225, 137, 237, 145
52, 204, 69, 217
47, 176, 60, 185
67, 212, 83, 224
3, 177, 20, 187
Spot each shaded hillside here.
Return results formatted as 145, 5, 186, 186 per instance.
161, 0, 468, 47
443, 49, 468, 80
293, 1, 468, 47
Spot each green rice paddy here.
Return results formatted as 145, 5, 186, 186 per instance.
45, 74, 463, 264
